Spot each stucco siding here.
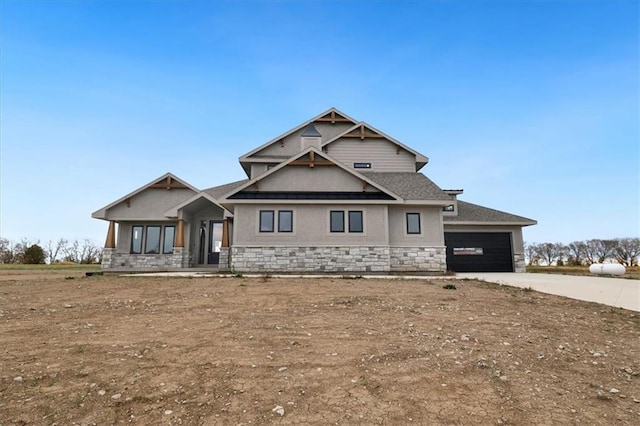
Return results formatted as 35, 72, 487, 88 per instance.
232, 204, 388, 246
325, 138, 416, 172
388, 206, 444, 246
106, 188, 195, 220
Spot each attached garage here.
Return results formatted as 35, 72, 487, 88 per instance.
442, 200, 537, 273
444, 232, 513, 272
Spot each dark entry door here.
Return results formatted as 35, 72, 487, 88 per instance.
444, 232, 513, 272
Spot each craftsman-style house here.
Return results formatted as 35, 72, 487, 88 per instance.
92, 108, 536, 273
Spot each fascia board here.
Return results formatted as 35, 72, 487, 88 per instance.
443, 221, 538, 226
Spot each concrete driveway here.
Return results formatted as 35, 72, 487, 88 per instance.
457, 273, 640, 312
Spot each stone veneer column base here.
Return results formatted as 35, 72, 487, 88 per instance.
513, 253, 526, 273
389, 246, 447, 273
101, 248, 115, 269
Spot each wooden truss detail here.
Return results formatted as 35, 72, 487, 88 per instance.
290, 152, 335, 168
315, 111, 352, 124
342, 124, 385, 140
150, 176, 188, 190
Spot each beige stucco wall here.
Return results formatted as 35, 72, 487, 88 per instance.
442, 225, 525, 253
107, 188, 195, 220
388, 206, 444, 246
324, 138, 416, 172
257, 165, 377, 192
232, 204, 389, 246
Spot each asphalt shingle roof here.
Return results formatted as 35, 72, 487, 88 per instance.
360, 172, 453, 201
445, 200, 536, 224
203, 179, 248, 199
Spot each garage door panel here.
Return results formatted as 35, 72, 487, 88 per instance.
445, 232, 513, 272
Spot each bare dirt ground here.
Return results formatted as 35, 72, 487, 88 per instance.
1, 270, 639, 425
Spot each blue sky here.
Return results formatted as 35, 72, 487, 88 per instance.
1, 0, 638, 246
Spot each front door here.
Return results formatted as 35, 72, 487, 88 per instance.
207, 221, 223, 265
198, 220, 223, 265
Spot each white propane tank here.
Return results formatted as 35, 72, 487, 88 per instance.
589, 263, 626, 276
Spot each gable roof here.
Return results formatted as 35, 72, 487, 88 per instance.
163, 192, 228, 218
218, 146, 404, 204
91, 173, 199, 219
360, 172, 453, 202
322, 122, 429, 171
444, 200, 537, 226
239, 107, 358, 161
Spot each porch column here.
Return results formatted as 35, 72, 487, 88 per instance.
222, 218, 230, 248
104, 220, 116, 249
175, 219, 185, 248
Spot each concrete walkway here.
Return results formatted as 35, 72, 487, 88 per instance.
457, 273, 640, 312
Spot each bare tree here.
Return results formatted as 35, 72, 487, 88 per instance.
63, 240, 81, 263
44, 238, 68, 264
614, 238, 640, 267
567, 241, 587, 266
79, 239, 101, 264
593, 239, 617, 263
524, 242, 541, 266
536, 242, 562, 266
0, 238, 16, 264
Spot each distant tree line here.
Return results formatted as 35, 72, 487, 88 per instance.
525, 238, 640, 267
0, 238, 102, 265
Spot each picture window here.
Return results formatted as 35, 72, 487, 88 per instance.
406, 213, 421, 234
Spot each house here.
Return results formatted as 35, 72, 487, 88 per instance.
92, 108, 536, 273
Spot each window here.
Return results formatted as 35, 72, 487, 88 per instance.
406, 213, 421, 234
131, 226, 143, 254
278, 210, 293, 232
145, 226, 161, 254
443, 204, 455, 212
330, 211, 345, 232
259, 210, 274, 232
163, 226, 175, 254
354, 162, 371, 169
348, 211, 363, 233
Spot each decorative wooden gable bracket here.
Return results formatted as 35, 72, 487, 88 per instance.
150, 176, 188, 190
342, 124, 385, 140
362, 180, 367, 192
315, 111, 352, 124
290, 151, 335, 168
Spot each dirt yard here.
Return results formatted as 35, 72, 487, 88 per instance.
1, 270, 638, 425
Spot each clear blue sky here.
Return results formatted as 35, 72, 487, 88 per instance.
1, 0, 638, 246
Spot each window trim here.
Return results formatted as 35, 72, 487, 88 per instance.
330, 210, 345, 233
278, 210, 293, 233
259, 210, 275, 233
406, 212, 421, 234
348, 210, 364, 233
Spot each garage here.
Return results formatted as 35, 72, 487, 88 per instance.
444, 232, 513, 272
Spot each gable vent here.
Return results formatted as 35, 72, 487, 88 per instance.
301, 123, 322, 150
